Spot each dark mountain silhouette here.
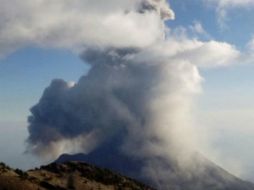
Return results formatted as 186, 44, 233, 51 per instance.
55, 149, 254, 190
0, 161, 153, 190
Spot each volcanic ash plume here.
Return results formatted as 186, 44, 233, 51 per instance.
27, 46, 202, 154
27, 46, 202, 187
0, 0, 174, 56
25, 0, 240, 189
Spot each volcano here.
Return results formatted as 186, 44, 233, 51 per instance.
55, 148, 254, 190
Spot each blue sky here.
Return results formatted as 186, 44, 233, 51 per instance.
0, 0, 254, 181
0, 48, 87, 122
169, 0, 254, 47
0, 48, 87, 168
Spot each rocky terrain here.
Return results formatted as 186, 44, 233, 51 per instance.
1, 154, 254, 190
56, 152, 254, 190
0, 162, 154, 190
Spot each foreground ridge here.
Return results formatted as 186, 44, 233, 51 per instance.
0, 162, 154, 190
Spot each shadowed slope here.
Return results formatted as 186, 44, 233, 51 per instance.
0, 162, 154, 190
55, 151, 254, 190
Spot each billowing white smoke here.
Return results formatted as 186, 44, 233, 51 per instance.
0, 0, 174, 57
27, 37, 239, 159
27, 46, 201, 158
26, 42, 239, 190
27, 47, 202, 189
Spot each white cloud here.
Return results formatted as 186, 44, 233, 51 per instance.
237, 36, 254, 64
247, 36, 254, 51
0, 0, 174, 57
171, 21, 211, 40
0, 0, 243, 69
204, 0, 254, 27
190, 21, 207, 35
177, 40, 240, 67
133, 38, 240, 68
207, 0, 254, 8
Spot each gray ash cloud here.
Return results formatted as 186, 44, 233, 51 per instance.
24, 0, 237, 189
27, 48, 161, 155
26, 44, 202, 190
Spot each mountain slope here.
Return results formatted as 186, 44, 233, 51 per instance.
55, 152, 254, 190
0, 162, 154, 190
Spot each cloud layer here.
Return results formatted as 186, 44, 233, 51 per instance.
0, 0, 174, 57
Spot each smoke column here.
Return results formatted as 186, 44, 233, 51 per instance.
27, 46, 202, 188
22, 0, 240, 189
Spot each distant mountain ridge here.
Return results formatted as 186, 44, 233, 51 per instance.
0, 161, 154, 190
55, 152, 254, 190
1, 153, 254, 190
